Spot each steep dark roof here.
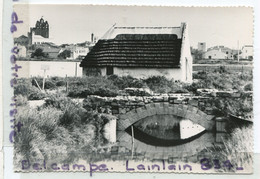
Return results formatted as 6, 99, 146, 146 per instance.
80, 34, 182, 68
14, 35, 29, 46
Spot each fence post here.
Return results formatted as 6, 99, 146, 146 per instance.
131, 125, 135, 159
65, 74, 68, 93
33, 78, 42, 91
75, 62, 78, 77
42, 69, 46, 90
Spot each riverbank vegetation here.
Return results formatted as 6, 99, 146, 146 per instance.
204, 126, 253, 172
13, 68, 253, 168
14, 94, 114, 166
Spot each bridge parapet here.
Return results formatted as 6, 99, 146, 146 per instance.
83, 91, 252, 133
83, 91, 252, 117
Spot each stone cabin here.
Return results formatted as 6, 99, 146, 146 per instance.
80, 23, 193, 83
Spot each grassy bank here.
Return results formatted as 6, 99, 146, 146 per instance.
14, 94, 114, 166
204, 126, 253, 172
13, 70, 253, 166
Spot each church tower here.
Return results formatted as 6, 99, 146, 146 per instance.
34, 17, 49, 38
28, 17, 50, 45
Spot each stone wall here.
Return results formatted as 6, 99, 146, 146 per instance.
83, 90, 251, 117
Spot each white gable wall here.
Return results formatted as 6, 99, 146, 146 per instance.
179, 23, 193, 83
241, 46, 253, 59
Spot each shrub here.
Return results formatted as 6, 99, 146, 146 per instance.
58, 105, 82, 128
67, 76, 119, 97
108, 75, 145, 89
44, 94, 76, 110
14, 98, 107, 166
143, 76, 171, 93
193, 71, 207, 80
14, 78, 33, 96
14, 106, 62, 162
28, 86, 46, 100
31, 48, 48, 58
205, 126, 253, 172
93, 88, 118, 97
14, 78, 46, 100
44, 81, 56, 89
244, 83, 253, 91
188, 70, 253, 92
32, 77, 56, 90
143, 76, 187, 93
16, 95, 28, 106
56, 80, 66, 86
208, 94, 253, 117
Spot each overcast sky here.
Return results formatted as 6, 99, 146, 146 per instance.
14, 4, 253, 49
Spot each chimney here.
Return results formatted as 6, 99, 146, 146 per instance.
91, 33, 94, 43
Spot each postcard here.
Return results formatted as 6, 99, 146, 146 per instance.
4, 3, 255, 175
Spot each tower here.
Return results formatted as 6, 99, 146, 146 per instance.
28, 17, 50, 45
198, 42, 206, 52
34, 17, 49, 38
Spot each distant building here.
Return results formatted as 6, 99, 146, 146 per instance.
241, 45, 253, 60
80, 23, 193, 83
14, 35, 29, 46
65, 46, 89, 60
204, 46, 238, 60
198, 42, 206, 52
28, 17, 52, 45
43, 47, 62, 59
14, 43, 27, 58
14, 35, 29, 58
203, 49, 227, 59
28, 43, 61, 59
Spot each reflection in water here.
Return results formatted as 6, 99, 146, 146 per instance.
134, 115, 181, 140
125, 114, 207, 147
125, 126, 207, 147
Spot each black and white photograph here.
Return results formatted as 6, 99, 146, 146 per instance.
11, 4, 253, 173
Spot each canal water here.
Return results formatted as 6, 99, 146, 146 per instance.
125, 114, 208, 147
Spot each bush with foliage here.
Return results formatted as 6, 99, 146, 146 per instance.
14, 78, 46, 100
28, 87, 46, 100
208, 93, 253, 117
14, 78, 33, 96
143, 76, 187, 93
44, 94, 76, 110
191, 69, 253, 92
56, 80, 66, 86
32, 77, 57, 90
58, 49, 71, 59
15, 95, 28, 106
67, 76, 119, 97
31, 48, 48, 58
205, 126, 253, 172
244, 83, 253, 91
107, 75, 145, 89
14, 94, 112, 166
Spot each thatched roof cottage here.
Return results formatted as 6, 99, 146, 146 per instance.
80, 23, 192, 83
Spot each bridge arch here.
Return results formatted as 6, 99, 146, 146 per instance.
117, 102, 215, 131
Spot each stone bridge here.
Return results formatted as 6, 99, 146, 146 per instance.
116, 102, 217, 160
83, 90, 252, 161
117, 102, 215, 131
